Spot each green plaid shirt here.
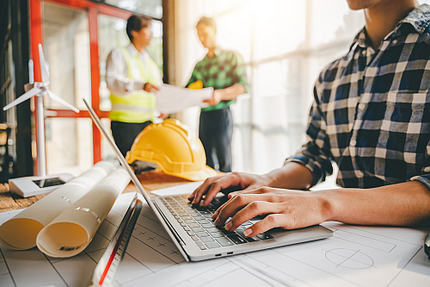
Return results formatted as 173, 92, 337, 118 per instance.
187, 47, 249, 111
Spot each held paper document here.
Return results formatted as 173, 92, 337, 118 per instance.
154, 84, 213, 114
1, 191, 430, 287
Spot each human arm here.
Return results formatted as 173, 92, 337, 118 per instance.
143, 82, 159, 93
203, 51, 249, 106
158, 113, 169, 119
191, 79, 332, 205
106, 49, 158, 95
189, 161, 313, 206
203, 83, 246, 106
211, 180, 430, 237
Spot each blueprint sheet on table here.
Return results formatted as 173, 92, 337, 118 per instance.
1, 192, 430, 287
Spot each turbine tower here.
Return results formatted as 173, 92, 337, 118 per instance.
3, 43, 78, 196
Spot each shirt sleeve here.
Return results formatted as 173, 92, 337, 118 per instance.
285, 76, 334, 187
230, 52, 249, 93
106, 48, 144, 96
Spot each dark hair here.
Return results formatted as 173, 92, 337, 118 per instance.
196, 16, 216, 30
126, 15, 152, 42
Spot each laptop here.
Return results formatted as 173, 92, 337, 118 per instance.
83, 99, 333, 261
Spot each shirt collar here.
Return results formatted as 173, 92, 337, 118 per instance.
127, 43, 148, 58
350, 4, 430, 50
352, 29, 369, 50
205, 47, 222, 60
397, 3, 430, 34
214, 47, 222, 56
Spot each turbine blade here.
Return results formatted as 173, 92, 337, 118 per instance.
3, 87, 42, 111
29, 59, 34, 84
38, 43, 50, 85
47, 91, 79, 113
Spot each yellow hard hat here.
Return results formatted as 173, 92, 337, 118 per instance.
188, 80, 203, 90
126, 119, 217, 181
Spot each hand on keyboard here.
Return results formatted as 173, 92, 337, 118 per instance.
188, 172, 272, 207
161, 195, 273, 250
211, 187, 328, 238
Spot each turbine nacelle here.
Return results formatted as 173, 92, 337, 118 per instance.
34, 82, 48, 93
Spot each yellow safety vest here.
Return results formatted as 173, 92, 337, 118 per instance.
110, 48, 161, 123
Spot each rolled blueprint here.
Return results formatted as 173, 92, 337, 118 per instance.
36, 168, 130, 258
0, 161, 115, 250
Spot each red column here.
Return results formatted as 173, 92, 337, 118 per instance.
88, 6, 102, 163
29, 0, 43, 175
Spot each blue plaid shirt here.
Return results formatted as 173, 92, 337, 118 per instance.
288, 4, 430, 188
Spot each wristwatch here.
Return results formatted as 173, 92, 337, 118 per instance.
410, 174, 430, 190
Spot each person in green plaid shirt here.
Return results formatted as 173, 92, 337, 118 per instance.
187, 16, 249, 172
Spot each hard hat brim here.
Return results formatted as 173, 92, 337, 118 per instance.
167, 165, 218, 182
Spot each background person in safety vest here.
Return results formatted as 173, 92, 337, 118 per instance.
186, 16, 249, 173
106, 14, 166, 157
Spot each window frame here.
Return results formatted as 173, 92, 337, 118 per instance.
29, 0, 165, 169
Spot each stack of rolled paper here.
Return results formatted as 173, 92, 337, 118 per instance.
0, 161, 131, 258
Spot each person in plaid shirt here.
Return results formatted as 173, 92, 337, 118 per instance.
189, 0, 430, 236
187, 16, 249, 173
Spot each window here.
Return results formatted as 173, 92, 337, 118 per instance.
29, 0, 165, 176
175, 0, 364, 175
104, 0, 163, 18
43, 2, 92, 173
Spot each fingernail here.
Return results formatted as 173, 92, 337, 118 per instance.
243, 228, 252, 237
211, 211, 218, 219
214, 218, 220, 225
225, 221, 232, 231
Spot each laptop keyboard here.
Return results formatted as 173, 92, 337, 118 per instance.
160, 195, 273, 250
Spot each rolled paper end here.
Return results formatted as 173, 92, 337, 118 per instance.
36, 222, 89, 258
0, 218, 44, 250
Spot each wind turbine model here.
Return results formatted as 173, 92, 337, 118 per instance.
4, 43, 79, 197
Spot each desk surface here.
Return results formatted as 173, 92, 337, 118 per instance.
1, 192, 429, 287
1, 172, 430, 287
0, 171, 191, 212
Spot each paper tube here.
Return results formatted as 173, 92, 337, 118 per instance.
0, 161, 115, 250
36, 168, 130, 258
